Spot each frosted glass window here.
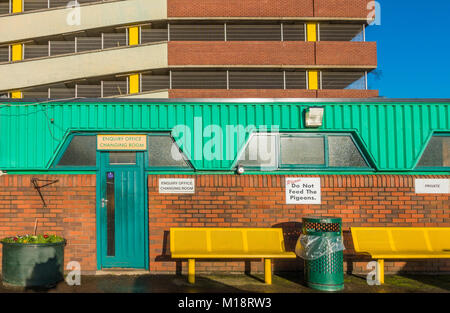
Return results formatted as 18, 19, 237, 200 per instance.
280, 136, 325, 165
57, 136, 96, 166
328, 136, 369, 167
417, 136, 450, 167
109, 152, 136, 165
238, 134, 277, 168
148, 136, 190, 168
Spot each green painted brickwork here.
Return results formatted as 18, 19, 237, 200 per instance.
0, 101, 449, 171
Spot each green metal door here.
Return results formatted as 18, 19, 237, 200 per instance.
98, 151, 147, 269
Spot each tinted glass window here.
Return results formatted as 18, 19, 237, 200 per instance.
57, 135, 96, 167
417, 136, 450, 167
280, 136, 325, 165
148, 136, 190, 168
238, 134, 277, 168
328, 136, 368, 167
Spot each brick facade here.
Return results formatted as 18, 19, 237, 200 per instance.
168, 0, 372, 19
148, 174, 450, 275
168, 42, 316, 66
170, 89, 379, 98
0, 175, 97, 272
316, 89, 378, 98
168, 0, 315, 18
168, 42, 377, 68
1, 174, 447, 275
314, 0, 372, 18
316, 42, 377, 67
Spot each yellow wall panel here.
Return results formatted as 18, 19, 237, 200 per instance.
11, 92, 22, 98
11, 44, 22, 62
129, 74, 140, 94
306, 23, 317, 42
308, 70, 319, 90
12, 0, 23, 13
128, 27, 139, 46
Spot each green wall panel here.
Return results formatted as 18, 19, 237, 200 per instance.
0, 101, 449, 171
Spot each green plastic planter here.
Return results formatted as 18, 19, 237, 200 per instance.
302, 217, 344, 292
1, 240, 66, 287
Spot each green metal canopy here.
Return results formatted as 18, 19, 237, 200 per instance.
0, 99, 449, 172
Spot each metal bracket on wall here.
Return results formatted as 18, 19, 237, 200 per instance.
31, 178, 59, 208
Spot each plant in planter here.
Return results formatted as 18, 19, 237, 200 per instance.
1, 234, 66, 287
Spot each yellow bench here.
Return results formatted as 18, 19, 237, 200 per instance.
170, 227, 297, 284
351, 227, 450, 284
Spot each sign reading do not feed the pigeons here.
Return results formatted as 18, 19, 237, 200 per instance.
285, 177, 321, 204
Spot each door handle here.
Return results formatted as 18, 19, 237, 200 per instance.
101, 198, 108, 208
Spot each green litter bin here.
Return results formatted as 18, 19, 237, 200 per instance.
301, 216, 344, 292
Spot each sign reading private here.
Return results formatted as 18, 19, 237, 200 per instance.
415, 179, 450, 194
97, 134, 147, 151
159, 178, 195, 194
286, 177, 321, 204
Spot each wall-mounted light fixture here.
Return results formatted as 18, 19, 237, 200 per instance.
236, 166, 245, 175
305, 107, 324, 128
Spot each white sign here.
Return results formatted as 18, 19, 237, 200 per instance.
286, 177, 321, 204
159, 178, 195, 194
415, 179, 450, 194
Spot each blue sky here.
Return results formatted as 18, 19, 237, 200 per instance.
365, 0, 450, 98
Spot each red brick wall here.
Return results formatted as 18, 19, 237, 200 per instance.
148, 175, 450, 275
0, 175, 97, 272
168, 0, 372, 18
317, 89, 379, 98
316, 42, 377, 67
168, 0, 315, 18
3, 174, 447, 275
314, 0, 372, 18
169, 89, 318, 98
169, 42, 316, 66
169, 42, 377, 68
169, 89, 379, 99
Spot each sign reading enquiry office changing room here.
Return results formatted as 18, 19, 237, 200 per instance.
97, 134, 147, 151
286, 177, 321, 204
159, 178, 195, 194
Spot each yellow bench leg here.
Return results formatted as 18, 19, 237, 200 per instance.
377, 259, 384, 284
264, 259, 272, 285
188, 259, 195, 284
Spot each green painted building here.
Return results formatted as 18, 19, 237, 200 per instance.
0, 99, 449, 173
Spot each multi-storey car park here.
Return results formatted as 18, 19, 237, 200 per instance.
0, 0, 377, 99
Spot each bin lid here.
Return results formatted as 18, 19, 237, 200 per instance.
302, 216, 342, 224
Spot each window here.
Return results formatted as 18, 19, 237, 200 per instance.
417, 135, 450, 168
280, 136, 325, 166
328, 136, 368, 168
238, 134, 277, 169
54, 133, 193, 170
109, 152, 136, 165
237, 133, 370, 170
148, 135, 192, 169
56, 135, 96, 167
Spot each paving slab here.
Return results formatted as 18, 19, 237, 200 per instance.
0, 274, 448, 293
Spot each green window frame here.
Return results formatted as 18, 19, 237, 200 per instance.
146, 133, 194, 171
415, 133, 450, 171
51, 133, 97, 171
51, 132, 194, 172
236, 132, 372, 171
236, 132, 279, 171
